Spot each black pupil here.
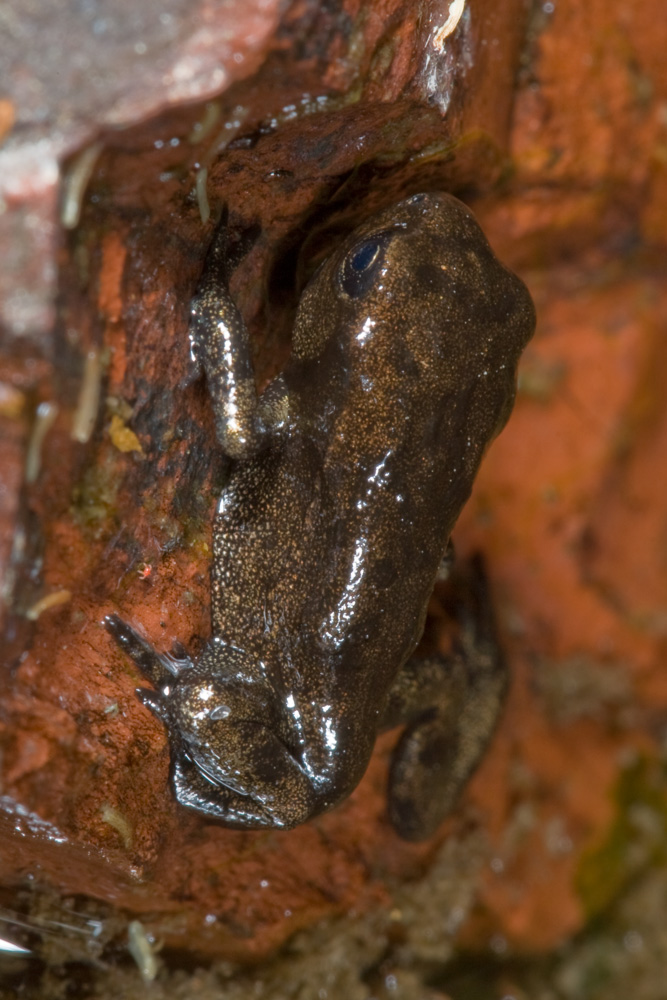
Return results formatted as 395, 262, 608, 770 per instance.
351, 241, 380, 272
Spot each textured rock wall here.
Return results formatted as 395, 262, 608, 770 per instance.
1, 0, 666, 993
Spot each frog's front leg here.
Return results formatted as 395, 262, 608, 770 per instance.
188, 215, 286, 460
383, 556, 508, 841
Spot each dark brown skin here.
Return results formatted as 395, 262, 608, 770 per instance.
106, 192, 535, 840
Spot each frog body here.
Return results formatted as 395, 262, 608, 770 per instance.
107, 192, 535, 840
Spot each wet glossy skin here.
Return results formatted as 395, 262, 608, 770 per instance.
106, 192, 535, 840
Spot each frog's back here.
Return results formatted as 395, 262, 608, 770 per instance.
211, 193, 534, 705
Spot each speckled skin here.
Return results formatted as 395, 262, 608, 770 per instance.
106, 192, 535, 840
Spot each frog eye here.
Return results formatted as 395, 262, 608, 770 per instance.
340, 231, 393, 298
350, 240, 381, 272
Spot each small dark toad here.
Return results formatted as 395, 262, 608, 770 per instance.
106, 192, 535, 840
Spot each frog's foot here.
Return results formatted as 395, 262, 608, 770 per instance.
106, 616, 327, 829
383, 556, 508, 841
104, 614, 193, 688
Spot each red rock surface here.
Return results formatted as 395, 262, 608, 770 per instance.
1, 0, 666, 969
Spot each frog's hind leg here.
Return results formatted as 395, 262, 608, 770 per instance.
383, 556, 508, 841
169, 731, 318, 831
